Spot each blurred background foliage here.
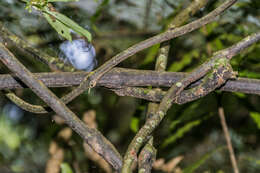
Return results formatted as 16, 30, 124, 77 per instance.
0, 0, 260, 172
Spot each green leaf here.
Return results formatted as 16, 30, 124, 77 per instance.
48, 0, 78, 2
162, 120, 201, 148
168, 50, 199, 72
61, 163, 73, 173
244, 156, 260, 165
250, 112, 260, 129
141, 44, 160, 65
0, 115, 21, 150
238, 70, 260, 79
91, 0, 109, 23
43, 13, 72, 41
43, 9, 92, 42
183, 147, 225, 173
233, 92, 246, 98
130, 117, 139, 133
169, 120, 181, 131
199, 22, 218, 35
213, 38, 224, 50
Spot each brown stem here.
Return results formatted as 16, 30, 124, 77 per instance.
0, 22, 76, 114
218, 107, 239, 173
143, 0, 153, 30
2, 30, 260, 114
58, 0, 238, 106
5, 91, 48, 113
138, 138, 156, 173
111, 62, 234, 105
137, 1, 209, 171
120, 24, 260, 173
0, 43, 123, 171
0, 22, 76, 72
1, 69, 260, 97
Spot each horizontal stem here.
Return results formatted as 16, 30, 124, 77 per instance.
1, 69, 260, 96
0, 43, 122, 170
58, 0, 238, 106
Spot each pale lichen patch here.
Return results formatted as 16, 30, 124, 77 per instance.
150, 121, 156, 128
136, 137, 143, 143
176, 82, 182, 87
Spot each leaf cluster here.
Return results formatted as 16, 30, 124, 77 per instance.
24, 0, 92, 41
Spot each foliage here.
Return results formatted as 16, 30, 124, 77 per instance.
60, 163, 73, 173
161, 120, 201, 148
182, 147, 225, 173
250, 112, 260, 129
0, 0, 260, 173
24, 0, 92, 41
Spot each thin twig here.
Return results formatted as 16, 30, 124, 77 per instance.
155, 0, 209, 71
218, 107, 239, 173
2, 30, 260, 114
58, 0, 238, 105
112, 61, 235, 105
143, 0, 153, 30
0, 22, 76, 72
4, 71, 260, 114
0, 22, 76, 114
0, 43, 123, 171
121, 50, 230, 173
137, 1, 209, 172
5, 91, 48, 113
121, 26, 260, 173
1, 30, 259, 93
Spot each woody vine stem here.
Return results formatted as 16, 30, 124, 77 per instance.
0, 0, 260, 172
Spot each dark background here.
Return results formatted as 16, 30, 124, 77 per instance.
0, 0, 260, 172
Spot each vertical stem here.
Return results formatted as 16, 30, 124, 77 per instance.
143, 0, 153, 30
0, 43, 122, 171
136, 0, 209, 172
218, 107, 239, 173
58, 0, 237, 105
138, 138, 156, 173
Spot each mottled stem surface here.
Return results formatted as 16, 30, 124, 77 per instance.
58, 0, 238, 106
136, 1, 209, 172
0, 43, 123, 171
121, 30, 260, 172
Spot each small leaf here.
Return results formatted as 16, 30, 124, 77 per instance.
44, 9, 92, 42
130, 117, 139, 133
250, 112, 260, 129
169, 120, 181, 131
162, 120, 201, 148
233, 92, 246, 98
244, 156, 260, 166
141, 44, 160, 65
183, 147, 225, 173
168, 50, 199, 72
61, 163, 73, 173
43, 13, 72, 41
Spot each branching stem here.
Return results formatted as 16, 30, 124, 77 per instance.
0, 43, 122, 171
59, 0, 238, 106
121, 30, 260, 172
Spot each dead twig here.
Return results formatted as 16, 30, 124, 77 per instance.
121, 30, 260, 173
58, 0, 238, 106
218, 107, 239, 173
0, 43, 123, 171
137, 1, 209, 172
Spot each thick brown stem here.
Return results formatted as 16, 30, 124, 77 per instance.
0, 43, 123, 171
58, 0, 238, 106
